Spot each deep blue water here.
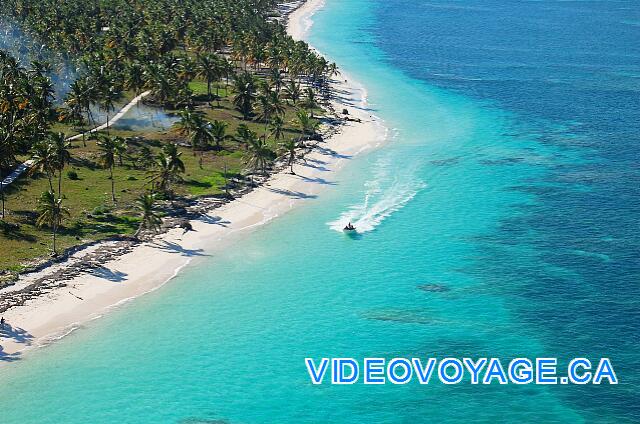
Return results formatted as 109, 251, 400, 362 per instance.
0, 1, 637, 422
371, 0, 640, 419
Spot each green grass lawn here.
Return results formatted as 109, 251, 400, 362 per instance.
0, 78, 321, 272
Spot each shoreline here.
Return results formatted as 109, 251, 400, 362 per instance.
0, 0, 387, 362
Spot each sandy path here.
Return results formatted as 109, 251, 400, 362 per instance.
1, 91, 152, 190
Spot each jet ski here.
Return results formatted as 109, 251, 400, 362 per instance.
343, 222, 356, 232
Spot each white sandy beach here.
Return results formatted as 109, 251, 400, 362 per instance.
0, 0, 386, 360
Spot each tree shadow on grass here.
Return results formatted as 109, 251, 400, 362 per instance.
0, 221, 36, 242
184, 179, 213, 189
64, 216, 138, 238
69, 156, 99, 170
1, 173, 33, 194
11, 209, 38, 224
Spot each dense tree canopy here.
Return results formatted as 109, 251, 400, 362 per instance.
0, 0, 335, 163
2, 0, 333, 104
0, 0, 336, 258
0, 51, 54, 169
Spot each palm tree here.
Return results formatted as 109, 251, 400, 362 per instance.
97, 81, 123, 135
96, 135, 118, 203
65, 79, 92, 142
0, 129, 18, 176
124, 62, 145, 96
325, 62, 340, 98
327, 62, 340, 79
269, 116, 286, 141
257, 92, 274, 139
178, 114, 213, 164
176, 108, 204, 156
210, 120, 232, 150
36, 190, 69, 255
1, 168, 5, 219
195, 53, 219, 102
302, 88, 319, 116
245, 136, 275, 176
50, 132, 71, 197
295, 109, 320, 142
233, 72, 257, 120
134, 193, 163, 240
219, 57, 234, 95
163, 143, 185, 174
113, 136, 128, 166
2, 0, 324, 126
30, 139, 57, 192
187, 117, 213, 165
235, 124, 254, 151
284, 79, 301, 105
269, 68, 284, 92
143, 63, 175, 106
257, 91, 274, 125
269, 91, 286, 117
148, 152, 184, 193
279, 138, 297, 174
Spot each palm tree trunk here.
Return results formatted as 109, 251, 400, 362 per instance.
223, 161, 229, 197
1, 171, 5, 219
52, 223, 57, 255
110, 166, 116, 203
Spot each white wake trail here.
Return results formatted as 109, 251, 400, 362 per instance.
328, 157, 426, 233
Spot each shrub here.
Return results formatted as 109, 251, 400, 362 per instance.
91, 205, 110, 216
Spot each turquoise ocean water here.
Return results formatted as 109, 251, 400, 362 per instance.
0, 1, 638, 422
